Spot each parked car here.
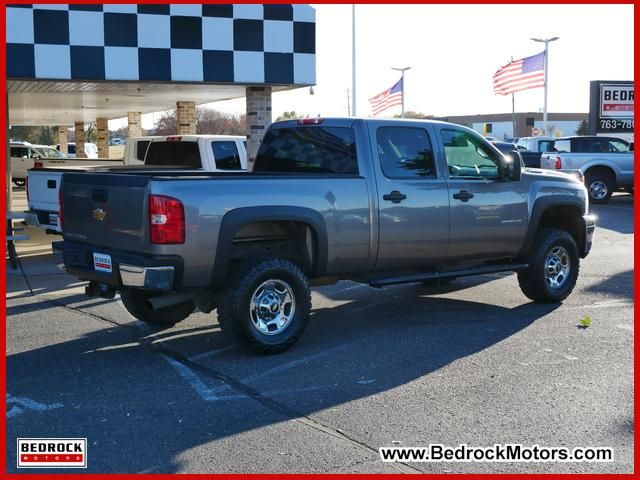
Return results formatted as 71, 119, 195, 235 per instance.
9, 141, 67, 186
28, 135, 247, 233
57, 142, 99, 159
55, 118, 595, 354
110, 137, 124, 146
514, 136, 556, 168
540, 136, 633, 203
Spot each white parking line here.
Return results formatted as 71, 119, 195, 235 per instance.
162, 355, 219, 401
6, 394, 63, 418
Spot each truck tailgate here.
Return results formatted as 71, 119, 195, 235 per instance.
61, 173, 150, 251
27, 169, 63, 212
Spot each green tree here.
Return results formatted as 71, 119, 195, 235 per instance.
276, 111, 304, 121
575, 119, 589, 136
392, 111, 434, 119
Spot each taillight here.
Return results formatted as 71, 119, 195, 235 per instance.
554, 156, 562, 169
58, 187, 63, 230
34, 161, 43, 169
297, 117, 324, 125
149, 195, 185, 244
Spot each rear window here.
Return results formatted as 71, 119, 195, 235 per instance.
145, 141, 202, 168
212, 141, 242, 170
136, 140, 150, 161
254, 126, 358, 174
68, 145, 76, 154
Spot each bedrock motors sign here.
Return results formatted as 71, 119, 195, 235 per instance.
17, 438, 87, 468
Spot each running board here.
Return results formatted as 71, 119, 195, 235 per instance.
369, 263, 529, 288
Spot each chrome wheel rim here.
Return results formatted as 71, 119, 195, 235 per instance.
544, 246, 571, 289
589, 180, 608, 200
250, 279, 296, 335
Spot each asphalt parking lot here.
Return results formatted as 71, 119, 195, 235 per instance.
6, 188, 634, 473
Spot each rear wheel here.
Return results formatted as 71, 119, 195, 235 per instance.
120, 288, 194, 327
517, 228, 579, 303
217, 257, 311, 355
585, 169, 615, 204
12, 179, 25, 187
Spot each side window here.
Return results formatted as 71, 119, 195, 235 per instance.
376, 127, 436, 178
11, 147, 26, 158
572, 138, 594, 153
609, 140, 630, 152
136, 141, 150, 161
554, 139, 571, 153
538, 140, 554, 153
516, 138, 531, 151
212, 141, 242, 170
442, 129, 500, 179
68, 145, 76, 155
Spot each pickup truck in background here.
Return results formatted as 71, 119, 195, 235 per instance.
55, 118, 595, 354
540, 135, 634, 203
514, 136, 556, 168
28, 134, 247, 233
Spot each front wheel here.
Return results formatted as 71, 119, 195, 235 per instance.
217, 258, 311, 355
517, 228, 580, 303
120, 289, 194, 327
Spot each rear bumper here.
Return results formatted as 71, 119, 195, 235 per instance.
52, 240, 183, 291
28, 209, 62, 232
582, 214, 596, 258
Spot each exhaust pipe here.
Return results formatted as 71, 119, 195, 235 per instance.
148, 292, 198, 310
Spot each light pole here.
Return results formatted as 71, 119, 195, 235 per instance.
531, 36, 559, 135
351, 5, 356, 117
391, 66, 411, 118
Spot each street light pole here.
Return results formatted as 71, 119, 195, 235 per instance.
391, 66, 411, 118
531, 36, 559, 135
351, 5, 356, 117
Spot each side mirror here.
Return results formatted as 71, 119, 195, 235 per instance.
500, 151, 522, 181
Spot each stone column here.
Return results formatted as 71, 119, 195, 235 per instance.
96, 118, 109, 158
58, 126, 68, 155
176, 101, 196, 135
127, 111, 142, 139
245, 86, 272, 169
74, 121, 86, 158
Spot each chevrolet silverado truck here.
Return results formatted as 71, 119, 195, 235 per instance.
540, 136, 634, 204
54, 118, 596, 354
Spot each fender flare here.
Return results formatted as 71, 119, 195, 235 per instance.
210, 206, 328, 287
518, 195, 585, 257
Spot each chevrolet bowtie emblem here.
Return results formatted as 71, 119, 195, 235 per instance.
93, 208, 107, 221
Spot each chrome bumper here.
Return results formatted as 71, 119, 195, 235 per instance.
119, 264, 175, 290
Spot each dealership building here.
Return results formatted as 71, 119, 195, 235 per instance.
6, 3, 316, 163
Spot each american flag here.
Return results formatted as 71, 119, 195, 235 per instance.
493, 51, 545, 95
369, 78, 403, 115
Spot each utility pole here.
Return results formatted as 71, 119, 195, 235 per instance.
391, 66, 411, 118
351, 5, 357, 117
531, 36, 559, 135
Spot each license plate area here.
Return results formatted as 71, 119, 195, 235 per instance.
93, 253, 113, 273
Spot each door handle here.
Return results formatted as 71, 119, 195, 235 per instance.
383, 190, 407, 203
453, 190, 474, 202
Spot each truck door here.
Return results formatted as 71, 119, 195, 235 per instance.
372, 125, 450, 271
436, 126, 528, 262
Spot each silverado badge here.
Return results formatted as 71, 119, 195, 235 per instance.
93, 208, 107, 221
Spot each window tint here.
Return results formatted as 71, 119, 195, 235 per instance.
442, 129, 500, 179
255, 126, 358, 174
376, 127, 436, 178
145, 141, 202, 168
68, 145, 76, 154
136, 140, 150, 161
11, 147, 28, 158
572, 138, 596, 153
212, 141, 242, 170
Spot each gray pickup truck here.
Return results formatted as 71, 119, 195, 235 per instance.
54, 118, 595, 354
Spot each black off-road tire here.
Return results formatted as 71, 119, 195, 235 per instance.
217, 257, 311, 355
585, 168, 615, 204
12, 179, 25, 188
517, 228, 580, 303
121, 288, 194, 327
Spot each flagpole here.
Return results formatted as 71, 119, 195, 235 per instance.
531, 36, 559, 135
511, 56, 516, 138
391, 66, 411, 118
351, 5, 356, 117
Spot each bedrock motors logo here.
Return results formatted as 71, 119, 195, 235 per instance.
17, 438, 87, 468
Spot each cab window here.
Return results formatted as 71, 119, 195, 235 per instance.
212, 141, 242, 170
442, 129, 500, 179
376, 127, 436, 178
609, 139, 630, 152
